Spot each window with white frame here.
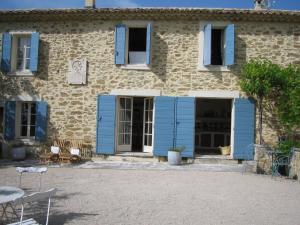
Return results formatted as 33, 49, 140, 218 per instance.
12, 35, 31, 71
199, 22, 235, 70
18, 102, 36, 138
115, 22, 152, 67
1, 31, 40, 74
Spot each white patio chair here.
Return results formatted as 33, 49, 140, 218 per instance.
16, 167, 48, 191
8, 188, 57, 225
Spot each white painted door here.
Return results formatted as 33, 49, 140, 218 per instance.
117, 97, 133, 151
143, 98, 154, 153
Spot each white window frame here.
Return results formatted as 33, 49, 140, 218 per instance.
15, 101, 36, 139
8, 31, 35, 76
121, 21, 152, 71
198, 21, 231, 72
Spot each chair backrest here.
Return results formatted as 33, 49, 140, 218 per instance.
70, 148, 80, 156
22, 188, 56, 204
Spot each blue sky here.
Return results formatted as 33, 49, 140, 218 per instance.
0, 0, 300, 10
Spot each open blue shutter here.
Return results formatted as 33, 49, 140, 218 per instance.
4, 101, 16, 140
146, 23, 152, 65
1, 33, 12, 72
96, 95, 116, 154
35, 101, 48, 141
175, 97, 195, 158
153, 96, 175, 157
203, 24, 212, 66
224, 24, 235, 66
233, 98, 255, 160
29, 32, 40, 72
115, 24, 126, 65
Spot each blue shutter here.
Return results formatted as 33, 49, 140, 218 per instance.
233, 98, 255, 160
175, 97, 195, 158
153, 96, 175, 157
203, 24, 212, 66
29, 32, 40, 72
96, 95, 116, 155
1, 33, 12, 73
35, 101, 48, 141
4, 101, 16, 140
115, 24, 126, 65
224, 24, 235, 66
146, 23, 152, 65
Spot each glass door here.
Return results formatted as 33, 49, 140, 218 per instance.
117, 97, 133, 151
143, 98, 153, 153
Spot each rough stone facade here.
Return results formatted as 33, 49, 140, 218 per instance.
1, 11, 300, 150
290, 149, 300, 180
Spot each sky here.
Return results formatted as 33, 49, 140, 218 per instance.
0, 0, 300, 10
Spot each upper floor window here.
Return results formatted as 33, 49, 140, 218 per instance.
199, 22, 235, 71
1, 31, 40, 75
14, 35, 31, 71
115, 22, 152, 69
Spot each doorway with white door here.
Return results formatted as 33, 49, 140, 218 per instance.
116, 96, 154, 153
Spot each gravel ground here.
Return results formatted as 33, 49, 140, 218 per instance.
1, 165, 300, 225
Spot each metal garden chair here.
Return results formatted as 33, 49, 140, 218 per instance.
8, 188, 57, 225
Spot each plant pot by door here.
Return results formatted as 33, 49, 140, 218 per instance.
12, 147, 26, 161
168, 151, 182, 165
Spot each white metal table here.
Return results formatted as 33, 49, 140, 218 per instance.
0, 186, 24, 224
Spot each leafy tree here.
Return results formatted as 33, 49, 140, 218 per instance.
239, 59, 282, 144
276, 65, 300, 137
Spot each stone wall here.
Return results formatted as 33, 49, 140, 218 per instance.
1, 19, 300, 149
290, 149, 300, 180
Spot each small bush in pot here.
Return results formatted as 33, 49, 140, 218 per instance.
168, 146, 185, 165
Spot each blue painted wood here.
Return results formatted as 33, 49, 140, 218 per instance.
96, 95, 116, 154
115, 24, 126, 65
175, 97, 195, 158
29, 32, 40, 72
4, 101, 16, 140
146, 23, 152, 65
1, 33, 12, 72
233, 98, 255, 160
224, 24, 235, 66
35, 101, 48, 141
153, 96, 175, 157
203, 24, 212, 66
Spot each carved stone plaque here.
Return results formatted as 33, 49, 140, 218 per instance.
68, 58, 87, 84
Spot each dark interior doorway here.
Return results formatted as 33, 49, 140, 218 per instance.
195, 99, 232, 155
132, 97, 144, 152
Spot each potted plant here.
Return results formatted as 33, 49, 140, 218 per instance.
168, 146, 185, 165
10, 140, 26, 161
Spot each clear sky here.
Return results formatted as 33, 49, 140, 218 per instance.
0, 0, 300, 10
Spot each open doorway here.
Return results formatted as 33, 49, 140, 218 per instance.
195, 99, 232, 155
117, 97, 154, 153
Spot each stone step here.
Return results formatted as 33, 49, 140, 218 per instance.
191, 156, 240, 165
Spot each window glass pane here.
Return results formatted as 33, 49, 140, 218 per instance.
148, 135, 152, 146
144, 135, 148, 145
31, 103, 36, 114
149, 99, 153, 109
211, 29, 223, 65
30, 126, 35, 137
125, 134, 130, 145
149, 123, 152, 134
120, 98, 125, 110
125, 98, 131, 110
30, 115, 36, 125
21, 126, 27, 136
129, 28, 147, 51
125, 110, 131, 121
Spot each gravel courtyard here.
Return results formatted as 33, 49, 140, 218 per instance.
1, 165, 300, 225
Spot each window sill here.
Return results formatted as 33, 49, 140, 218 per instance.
121, 64, 151, 71
197, 65, 230, 72
8, 70, 34, 76
15, 138, 39, 146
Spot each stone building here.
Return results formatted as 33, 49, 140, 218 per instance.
1, 0, 300, 159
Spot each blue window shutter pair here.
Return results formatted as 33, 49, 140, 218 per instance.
153, 96, 195, 157
4, 101, 47, 141
203, 24, 235, 66
115, 23, 152, 65
1, 32, 39, 73
35, 101, 48, 142
96, 95, 116, 154
233, 98, 255, 160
